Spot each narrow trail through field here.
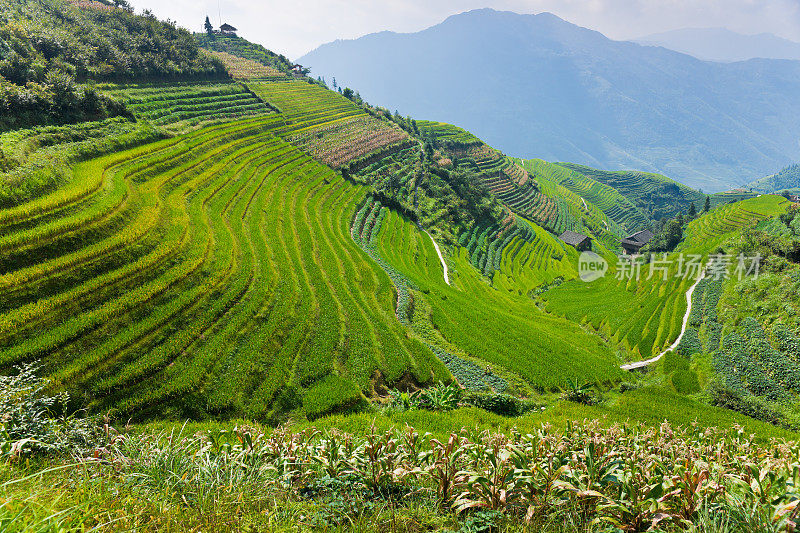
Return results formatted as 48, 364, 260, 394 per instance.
425, 231, 450, 286
580, 196, 588, 211
620, 261, 711, 371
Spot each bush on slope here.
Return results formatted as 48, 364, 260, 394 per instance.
0, 0, 226, 130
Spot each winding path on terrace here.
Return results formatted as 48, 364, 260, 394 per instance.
620, 261, 710, 370
425, 231, 450, 285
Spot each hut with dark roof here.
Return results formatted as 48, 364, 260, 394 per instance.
219, 23, 237, 36
621, 229, 654, 254
559, 230, 591, 251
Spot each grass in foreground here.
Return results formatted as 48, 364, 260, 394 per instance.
2, 414, 798, 532
3, 367, 798, 532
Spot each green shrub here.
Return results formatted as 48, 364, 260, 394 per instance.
707, 381, 785, 427
389, 382, 462, 412
671, 369, 701, 394
662, 351, 690, 373
462, 391, 540, 417
560, 378, 599, 406
0, 362, 104, 457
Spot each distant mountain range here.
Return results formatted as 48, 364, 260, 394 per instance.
635, 28, 800, 63
297, 9, 800, 192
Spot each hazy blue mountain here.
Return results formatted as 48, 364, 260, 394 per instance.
636, 28, 800, 62
297, 9, 800, 192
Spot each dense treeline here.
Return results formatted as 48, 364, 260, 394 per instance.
0, 0, 226, 130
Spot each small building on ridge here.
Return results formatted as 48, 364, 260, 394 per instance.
219, 23, 237, 36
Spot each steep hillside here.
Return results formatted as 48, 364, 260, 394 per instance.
748, 164, 800, 193
556, 162, 705, 221
0, 112, 451, 421
0, 66, 625, 420
408, 121, 624, 250
297, 9, 800, 192
6, 6, 800, 532
524, 159, 650, 232
709, 189, 761, 207
670, 204, 800, 429
0, 1, 792, 433
99, 81, 273, 132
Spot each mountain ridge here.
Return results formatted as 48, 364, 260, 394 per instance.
298, 8, 800, 193
635, 27, 800, 62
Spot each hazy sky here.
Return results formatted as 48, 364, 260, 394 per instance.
130, 0, 800, 59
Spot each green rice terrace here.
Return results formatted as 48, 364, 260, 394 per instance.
2, 1, 800, 531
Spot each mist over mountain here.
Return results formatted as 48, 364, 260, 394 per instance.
636, 27, 800, 63
298, 9, 800, 192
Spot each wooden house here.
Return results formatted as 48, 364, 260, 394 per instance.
559, 230, 592, 251
621, 229, 654, 254
219, 23, 237, 36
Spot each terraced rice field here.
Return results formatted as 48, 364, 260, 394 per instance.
416, 121, 482, 146
710, 189, 762, 209
371, 209, 625, 392
195, 34, 292, 77
101, 82, 270, 132
480, 173, 560, 231
536, 176, 625, 251
543, 195, 789, 361
0, 116, 449, 420
455, 216, 580, 289
0, 117, 165, 209
492, 219, 579, 292
207, 50, 284, 79
247, 79, 412, 168
470, 147, 508, 174
525, 159, 650, 231
521, 160, 627, 236
357, 147, 419, 190
681, 195, 789, 253
556, 163, 704, 220
544, 272, 692, 360
459, 220, 520, 277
